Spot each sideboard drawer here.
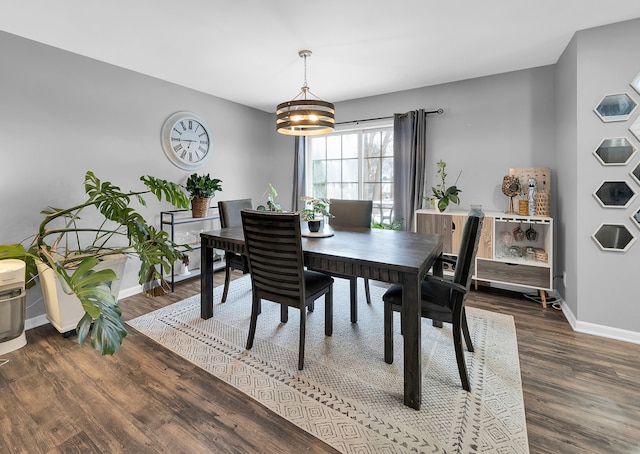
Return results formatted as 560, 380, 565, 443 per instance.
476, 259, 550, 289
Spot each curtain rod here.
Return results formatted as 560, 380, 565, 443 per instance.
335, 108, 444, 126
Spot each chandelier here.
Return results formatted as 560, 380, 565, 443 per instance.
276, 50, 335, 136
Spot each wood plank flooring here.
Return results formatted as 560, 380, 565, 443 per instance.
1, 272, 639, 453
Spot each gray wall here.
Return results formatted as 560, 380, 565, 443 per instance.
335, 66, 557, 216
568, 18, 640, 335
0, 30, 292, 321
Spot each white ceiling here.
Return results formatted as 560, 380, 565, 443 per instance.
2, 1, 640, 113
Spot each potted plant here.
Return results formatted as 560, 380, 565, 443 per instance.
299, 196, 333, 232
256, 183, 283, 212
429, 159, 462, 212
185, 173, 223, 218
0, 171, 191, 355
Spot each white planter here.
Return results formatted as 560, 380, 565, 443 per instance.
36, 254, 128, 334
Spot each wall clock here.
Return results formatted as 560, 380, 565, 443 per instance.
161, 111, 213, 170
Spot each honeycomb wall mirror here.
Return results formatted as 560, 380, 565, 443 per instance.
594, 93, 637, 122
593, 181, 637, 208
592, 223, 636, 252
630, 115, 640, 142
632, 71, 640, 95
631, 163, 640, 186
593, 138, 637, 165
632, 208, 640, 230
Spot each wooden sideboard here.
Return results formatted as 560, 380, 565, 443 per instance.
415, 209, 554, 307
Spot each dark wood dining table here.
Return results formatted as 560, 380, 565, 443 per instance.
200, 226, 444, 410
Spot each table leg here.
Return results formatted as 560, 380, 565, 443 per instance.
402, 273, 422, 410
201, 244, 214, 319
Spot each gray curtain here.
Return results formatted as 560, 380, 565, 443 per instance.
292, 136, 306, 211
393, 109, 427, 231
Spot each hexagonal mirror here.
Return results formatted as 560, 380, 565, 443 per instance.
592, 223, 636, 252
632, 71, 640, 95
594, 93, 637, 122
630, 115, 640, 142
593, 181, 637, 208
593, 138, 637, 165
631, 163, 640, 186
631, 208, 640, 230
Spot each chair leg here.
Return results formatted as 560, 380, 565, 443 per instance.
298, 304, 306, 370
384, 302, 394, 364
221, 262, 231, 303
246, 295, 259, 350
452, 319, 471, 391
349, 277, 358, 323
364, 278, 371, 304
461, 307, 474, 352
280, 304, 288, 323
325, 288, 333, 336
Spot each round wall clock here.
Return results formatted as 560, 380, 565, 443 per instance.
161, 111, 213, 170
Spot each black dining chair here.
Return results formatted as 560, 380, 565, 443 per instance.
382, 209, 484, 391
218, 198, 253, 302
242, 210, 334, 370
327, 199, 373, 323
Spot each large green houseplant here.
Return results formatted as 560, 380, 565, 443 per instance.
0, 171, 191, 355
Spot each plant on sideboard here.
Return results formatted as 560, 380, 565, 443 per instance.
0, 171, 191, 355
428, 159, 462, 212
184, 173, 223, 218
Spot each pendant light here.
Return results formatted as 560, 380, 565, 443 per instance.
276, 50, 335, 136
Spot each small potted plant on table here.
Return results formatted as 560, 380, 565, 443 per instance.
299, 196, 333, 232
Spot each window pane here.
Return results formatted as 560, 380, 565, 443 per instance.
343, 158, 358, 182
312, 183, 327, 198
381, 130, 393, 156
326, 183, 341, 199
364, 131, 381, 158
382, 182, 393, 202
309, 137, 326, 160
327, 160, 342, 181
312, 160, 326, 182
342, 134, 358, 158
341, 183, 358, 199
381, 157, 393, 182
363, 157, 380, 182
363, 182, 381, 201
327, 135, 341, 159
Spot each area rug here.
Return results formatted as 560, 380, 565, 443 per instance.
128, 276, 529, 453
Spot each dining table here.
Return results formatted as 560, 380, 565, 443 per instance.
200, 225, 444, 410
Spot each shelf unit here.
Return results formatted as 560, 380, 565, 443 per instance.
415, 209, 553, 307
160, 208, 225, 291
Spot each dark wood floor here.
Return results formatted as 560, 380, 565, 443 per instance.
1, 272, 639, 453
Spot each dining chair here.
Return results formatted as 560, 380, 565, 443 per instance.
241, 210, 334, 370
382, 208, 484, 391
327, 199, 373, 323
218, 198, 253, 302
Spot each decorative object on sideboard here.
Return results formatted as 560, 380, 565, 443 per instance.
501, 175, 520, 213
527, 178, 537, 216
276, 50, 335, 136
509, 167, 551, 215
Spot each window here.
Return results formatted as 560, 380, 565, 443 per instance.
306, 126, 394, 222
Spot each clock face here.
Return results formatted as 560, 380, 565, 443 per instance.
161, 111, 213, 170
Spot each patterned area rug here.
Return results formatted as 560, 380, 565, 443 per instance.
128, 276, 528, 453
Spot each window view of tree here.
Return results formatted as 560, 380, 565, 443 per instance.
306, 127, 393, 222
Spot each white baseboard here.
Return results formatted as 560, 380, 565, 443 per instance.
24, 283, 144, 331
558, 298, 640, 345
